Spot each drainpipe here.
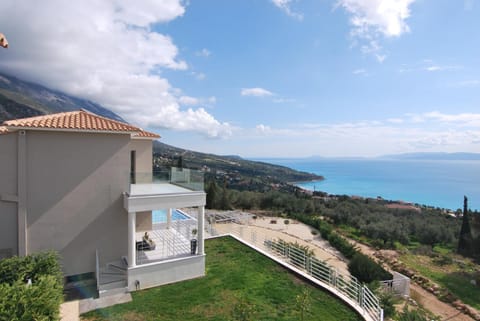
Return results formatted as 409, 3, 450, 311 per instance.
17, 130, 27, 256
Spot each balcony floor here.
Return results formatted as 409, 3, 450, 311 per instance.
130, 183, 193, 197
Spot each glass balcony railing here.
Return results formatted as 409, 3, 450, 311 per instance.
129, 167, 204, 193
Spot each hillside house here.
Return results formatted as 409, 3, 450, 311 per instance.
0, 110, 206, 296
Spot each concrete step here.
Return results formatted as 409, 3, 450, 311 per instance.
98, 285, 128, 298
99, 277, 127, 292
99, 273, 125, 285
107, 260, 127, 272
100, 270, 125, 276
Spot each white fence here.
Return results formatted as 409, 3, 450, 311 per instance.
209, 224, 383, 321
381, 271, 410, 298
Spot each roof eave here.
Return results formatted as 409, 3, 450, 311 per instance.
4, 126, 138, 136
131, 135, 161, 140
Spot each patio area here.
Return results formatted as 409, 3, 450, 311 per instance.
136, 217, 197, 265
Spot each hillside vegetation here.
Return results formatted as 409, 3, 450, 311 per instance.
153, 141, 323, 193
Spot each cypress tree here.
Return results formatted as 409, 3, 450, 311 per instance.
206, 179, 219, 209
457, 196, 472, 256
177, 155, 184, 169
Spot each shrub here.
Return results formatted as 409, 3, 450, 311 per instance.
348, 253, 392, 284
0, 251, 63, 321
327, 233, 356, 259
377, 290, 396, 319
397, 305, 429, 321
0, 251, 62, 285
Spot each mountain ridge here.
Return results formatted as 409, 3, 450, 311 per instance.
378, 152, 480, 161
255, 152, 480, 162
0, 72, 124, 123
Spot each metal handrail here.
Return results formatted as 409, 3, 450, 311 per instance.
264, 238, 383, 321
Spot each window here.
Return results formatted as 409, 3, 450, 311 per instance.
130, 150, 136, 184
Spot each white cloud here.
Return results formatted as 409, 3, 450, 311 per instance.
352, 68, 367, 75
375, 54, 386, 63
195, 48, 211, 57
179, 96, 200, 106
387, 118, 403, 124
271, 0, 304, 20
241, 87, 274, 97
422, 111, 480, 127
273, 98, 296, 103
337, 0, 416, 60
255, 124, 272, 134
178, 95, 217, 108
231, 114, 480, 157
0, 0, 231, 138
192, 72, 207, 80
399, 60, 462, 73
424, 64, 461, 72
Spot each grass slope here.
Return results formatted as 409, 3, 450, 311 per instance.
83, 237, 361, 321
401, 249, 480, 310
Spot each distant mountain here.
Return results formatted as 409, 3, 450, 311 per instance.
153, 141, 323, 192
0, 72, 124, 123
380, 152, 480, 161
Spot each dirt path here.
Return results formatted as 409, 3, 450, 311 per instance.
410, 284, 473, 321
213, 217, 350, 274
352, 241, 475, 321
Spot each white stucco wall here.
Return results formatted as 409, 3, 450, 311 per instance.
0, 132, 18, 257
25, 131, 132, 276
127, 255, 205, 291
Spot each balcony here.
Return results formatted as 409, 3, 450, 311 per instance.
122, 167, 207, 291
131, 167, 204, 191
124, 167, 206, 212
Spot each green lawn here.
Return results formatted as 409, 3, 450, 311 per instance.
82, 237, 362, 321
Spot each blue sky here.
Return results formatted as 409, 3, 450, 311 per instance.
1, 0, 479, 157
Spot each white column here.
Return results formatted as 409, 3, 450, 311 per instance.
167, 208, 172, 229
128, 211, 136, 267
197, 206, 205, 255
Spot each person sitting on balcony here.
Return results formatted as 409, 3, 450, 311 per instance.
136, 232, 156, 251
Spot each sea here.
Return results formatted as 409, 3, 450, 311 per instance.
257, 158, 480, 212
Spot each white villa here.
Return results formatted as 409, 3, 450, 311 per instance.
0, 110, 206, 296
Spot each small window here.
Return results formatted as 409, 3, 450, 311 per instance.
130, 150, 136, 184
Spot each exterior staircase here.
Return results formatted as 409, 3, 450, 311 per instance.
98, 257, 128, 297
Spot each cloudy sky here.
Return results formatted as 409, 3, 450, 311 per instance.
1, 0, 479, 157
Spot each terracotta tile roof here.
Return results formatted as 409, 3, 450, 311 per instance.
133, 130, 161, 139
0, 126, 9, 134
2, 110, 143, 133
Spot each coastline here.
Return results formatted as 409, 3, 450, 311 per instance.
275, 158, 480, 212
